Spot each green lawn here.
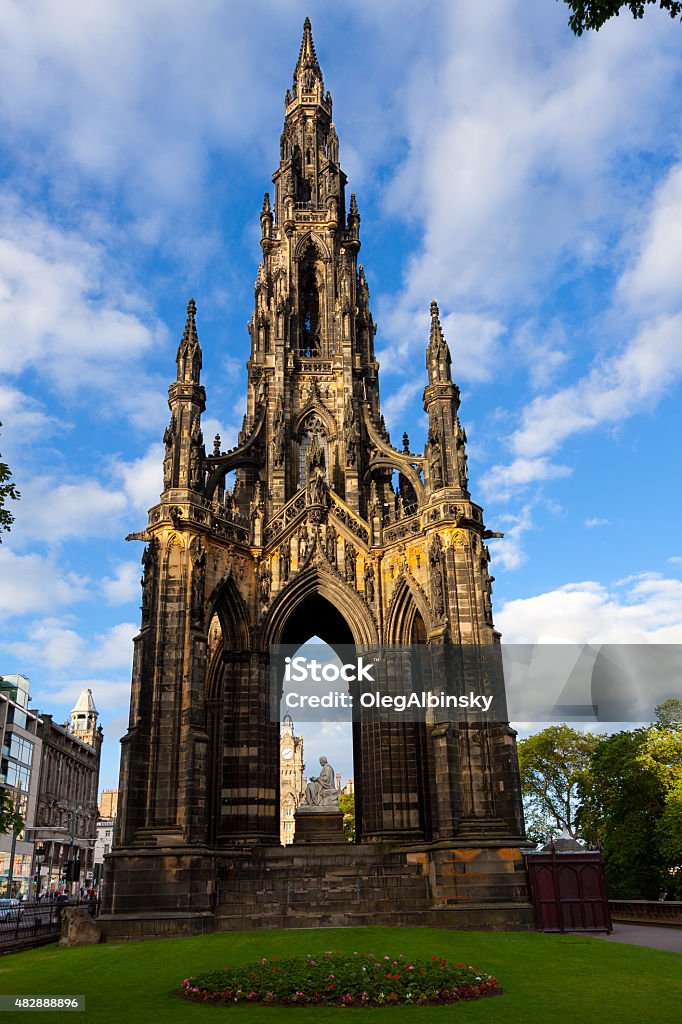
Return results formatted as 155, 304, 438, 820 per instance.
0, 927, 679, 1024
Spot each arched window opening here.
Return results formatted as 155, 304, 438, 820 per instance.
300, 270, 320, 356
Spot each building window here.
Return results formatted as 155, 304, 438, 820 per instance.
4, 762, 31, 789
6, 734, 34, 765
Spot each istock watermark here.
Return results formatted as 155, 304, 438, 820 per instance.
270, 644, 504, 723
269, 643, 682, 724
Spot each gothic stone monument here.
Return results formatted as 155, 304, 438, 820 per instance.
101, 20, 533, 938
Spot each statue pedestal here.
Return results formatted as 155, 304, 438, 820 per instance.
294, 809, 345, 844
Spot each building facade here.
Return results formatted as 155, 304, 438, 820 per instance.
33, 690, 102, 894
99, 789, 118, 819
104, 20, 532, 934
0, 675, 42, 896
1, 680, 102, 896
280, 714, 305, 845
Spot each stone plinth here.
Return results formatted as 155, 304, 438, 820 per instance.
294, 809, 344, 843
59, 907, 101, 947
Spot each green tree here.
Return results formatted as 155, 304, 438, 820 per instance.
561, 1, 682, 35
656, 777, 682, 898
655, 698, 682, 731
339, 793, 355, 842
517, 724, 602, 845
0, 790, 24, 837
577, 728, 667, 898
0, 421, 20, 539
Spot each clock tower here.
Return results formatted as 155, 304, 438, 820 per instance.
280, 714, 305, 844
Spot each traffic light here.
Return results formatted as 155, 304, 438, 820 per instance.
65, 859, 81, 883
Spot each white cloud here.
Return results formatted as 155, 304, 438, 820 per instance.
0, 385, 57, 447
488, 504, 535, 571
0, 549, 89, 616
584, 517, 610, 528
110, 443, 163, 516
0, 196, 165, 400
509, 312, 682, 461
101, 561, 140, 605
617, 163, 682, 315
5, 618, 88, 671
33, 678, 132, 715
498, 573, 682, 644
381, 3, 679, 355
482, 457, 571, 503
11, 475, 127, 545
95, 622, 136, 670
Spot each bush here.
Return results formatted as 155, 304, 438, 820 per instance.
178, 950, 501, 1006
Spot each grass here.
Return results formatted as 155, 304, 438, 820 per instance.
0, 927, 680, 1023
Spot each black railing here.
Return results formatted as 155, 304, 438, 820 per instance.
0, 898, 101, 949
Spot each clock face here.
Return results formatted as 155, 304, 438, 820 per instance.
281, 747, 294, 759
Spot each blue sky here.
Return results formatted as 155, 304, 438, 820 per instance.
1, 0, 681, 791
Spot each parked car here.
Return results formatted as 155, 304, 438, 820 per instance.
0, 898, 24, 922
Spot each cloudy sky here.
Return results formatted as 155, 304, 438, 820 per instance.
1, 0, 681, 790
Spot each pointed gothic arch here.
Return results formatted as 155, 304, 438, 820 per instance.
385, 575, 432, 644
261, 562, 379, 650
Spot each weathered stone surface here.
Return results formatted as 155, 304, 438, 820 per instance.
59, 907, 101, 947
294, 809, 344, 843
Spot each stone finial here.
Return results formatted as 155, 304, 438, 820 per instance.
426, 298, 452, 383
293, 17, 323, 96
213, 434, 221, 456
176, 298, 202, 383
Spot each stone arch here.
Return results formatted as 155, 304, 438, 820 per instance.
293, 231, 330, 262
163, 533, 185, 579
261, 563, 378, 650
385, 575, 432, 645
364, 458, 425, 505
205, 572, 251, 650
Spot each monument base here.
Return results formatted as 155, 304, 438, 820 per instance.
294, 809, 345, 843
100, 837, 536, 939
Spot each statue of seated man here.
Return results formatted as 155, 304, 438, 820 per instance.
304, 756, 340, 810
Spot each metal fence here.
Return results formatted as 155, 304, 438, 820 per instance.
0, 899, 100, 950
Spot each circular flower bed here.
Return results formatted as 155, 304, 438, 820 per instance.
178, 950, 501, 1007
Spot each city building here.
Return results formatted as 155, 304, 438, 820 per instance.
93, 789, 118, 889
93, 818, 115, 888
103, 20, 531, 934
0, 674, 43, 897
280, 714, 305, 845
32, 690, 103, 894
99, 789, 118, 819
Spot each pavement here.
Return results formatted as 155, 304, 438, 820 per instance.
590, 922, 682, 953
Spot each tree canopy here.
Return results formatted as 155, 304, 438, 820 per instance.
517, 724, 602, 845
562, 1, 682, 35
0, 421, 20, 540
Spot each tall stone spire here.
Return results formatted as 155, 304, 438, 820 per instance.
163, 299, 206, 494
292, 17, 324, 98
423, 300, 468, 497
426, 300, 452, 384
175, 298, 202, 384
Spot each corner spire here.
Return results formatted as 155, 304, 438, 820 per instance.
426, 299, 452, 384
176, 297, 202, 384
293, 17, 324, 98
